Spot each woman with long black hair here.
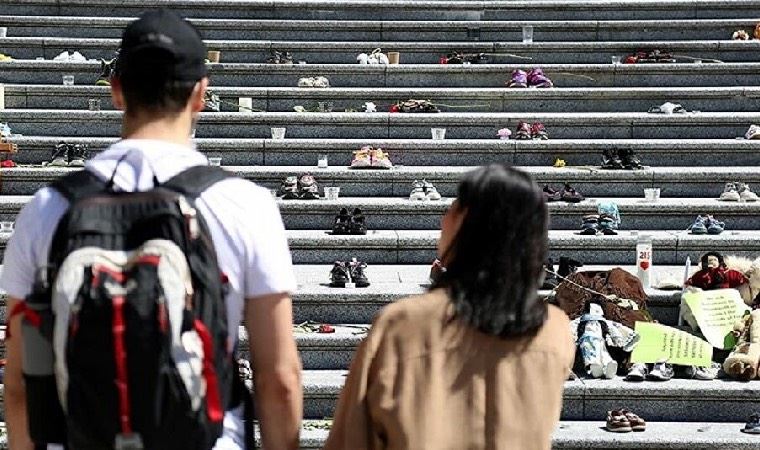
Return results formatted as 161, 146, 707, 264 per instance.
324, 164, 575, 450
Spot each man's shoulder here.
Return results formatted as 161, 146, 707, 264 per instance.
201, 177, 273, 209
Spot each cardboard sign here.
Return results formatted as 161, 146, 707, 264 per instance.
630, 322, 712, 366
683, 288, 750, 349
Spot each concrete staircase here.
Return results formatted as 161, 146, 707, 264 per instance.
2, 1, 760, 448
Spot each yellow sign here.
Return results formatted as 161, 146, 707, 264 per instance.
683, 289, 750, 349
630, 322, 712, 366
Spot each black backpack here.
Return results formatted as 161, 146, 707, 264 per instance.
16, 164, 252, 449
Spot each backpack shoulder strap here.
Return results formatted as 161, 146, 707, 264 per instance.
49, 170, 107, 204
161, 165, 235, 199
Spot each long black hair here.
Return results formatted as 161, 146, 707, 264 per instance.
432, 164, 549, 337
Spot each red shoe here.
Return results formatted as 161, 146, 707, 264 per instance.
318, 324, 335, 334
1, 159, 16, 168
514, 121, 532, 140
531, 122, 549, 140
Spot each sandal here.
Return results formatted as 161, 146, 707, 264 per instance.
606, 410, 632, 433
620, 409, 646, 432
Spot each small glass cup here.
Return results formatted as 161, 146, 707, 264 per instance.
324, 186, 340, 201
693, 59, 702, 64
522, 26, 534, 43
318, 155, 328, 168
271, 127, 286, 139
644, 188, 661, 202
208, 157, 222, 166
0, 28, 7, 38
611, 55, 621, 65
0, 221, 14, 234
207, 50, 221, 63
88, 99, 101, 111
62, 75, 75, 86
318, 102, 327, 112
431, 128, 446, 140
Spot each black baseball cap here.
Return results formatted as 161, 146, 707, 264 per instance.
117, 9, 207, 82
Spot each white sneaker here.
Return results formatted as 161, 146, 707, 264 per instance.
746, 124, 760, 140
69, 51, 87, 62
738, 182, 759, 202
719, 182, 741, 201
409, 180, 426, 201
53, 51, 70, 61
423, 180, 441, 201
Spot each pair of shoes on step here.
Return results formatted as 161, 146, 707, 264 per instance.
507, 68, 553, 88
279, 173, 320, 199
350, 146, 393, 169
390, 99, 440, 113
409, 180, 441, 201
541, 256, 583, 289
266, 49, 294, 64
543, 183, 583, 203
623, 49, 675, 64
688, 214, 725, 235
43, 142, 89, 167
298, 76, 330, 88
606, 409, 647, 433
502, 121, 548, 140
330, 258, 370, 288
440, 51, 489, 64
332, 208, 367, 235
719, 182, 759, 202
625, 362, 674, 382
601, 148, 643, 170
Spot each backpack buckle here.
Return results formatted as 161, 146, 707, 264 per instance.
177, 196, 199, 240
114, 432, 144, 450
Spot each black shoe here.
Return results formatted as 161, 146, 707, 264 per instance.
43, 142, 69, 167
579, 214, 600, 235
280, 176, 299, 199
67, 143, 89, 167
541, 258, 559, 290
332, 208, 351, 235
329, 261, 350, 287
349, 259, 370, 288
558, 256, 583, 278
601, 149, 624, 170
350, 208, 367, 235
619, 148, 643, 170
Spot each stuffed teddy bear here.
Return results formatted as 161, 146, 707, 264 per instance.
686, 252, 748, 291
725, 255, 760, 307
724, 310, 760, 380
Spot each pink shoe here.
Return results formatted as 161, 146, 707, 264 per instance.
527, 68, 553, 88
507, 69, 528, 88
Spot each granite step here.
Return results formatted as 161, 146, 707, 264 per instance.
0, 229, 756, 264
273, 421, 760, 450
0, 262, 689, 327
0, 196, 757, 230
294, 370, 760, 421
2, 16, 759, 41
1, 166, 756, 198
6, 85, 760, 113
2, 61, 758, 88
4, 0, 760, 20
1, 110, 757, 140
1, 37, 758, 64
5, 137, 760, 167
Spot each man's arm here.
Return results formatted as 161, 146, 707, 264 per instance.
5, 297, 34, 450
245, 292, 302, 450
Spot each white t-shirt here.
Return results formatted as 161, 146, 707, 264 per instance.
0, 139, 297, 449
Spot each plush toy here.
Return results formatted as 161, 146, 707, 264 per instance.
724, 310, 760, 380
724, 255, 760, 307
357, 48, 389, 65
571, 302, 639, 379
686, 252, 748, 291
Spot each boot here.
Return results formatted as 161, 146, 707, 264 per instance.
601, 148, 624, 170
724, 310, 760, 381
558, 256, 583, 278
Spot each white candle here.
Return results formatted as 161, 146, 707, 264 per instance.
238, 97, 252, 112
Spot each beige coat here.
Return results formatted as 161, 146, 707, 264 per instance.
324, 289, 575, 450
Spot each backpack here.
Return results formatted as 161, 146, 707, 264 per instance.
15, 164, 250, 449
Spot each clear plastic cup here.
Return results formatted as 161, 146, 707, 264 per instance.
611, 55, 621, 65
0, 28, 7, 38
208, 157, 222, 166
271, 128, 286, 139
522, 26, 534, 43
324, 187, 340, 200
431, 128, 446, 140
88, 99, 101, 111
62, 75, 75, 86
318, 155, 328, 168
644, 188, 661, 202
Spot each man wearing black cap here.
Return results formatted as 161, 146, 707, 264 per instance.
2, 10, 302, 450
